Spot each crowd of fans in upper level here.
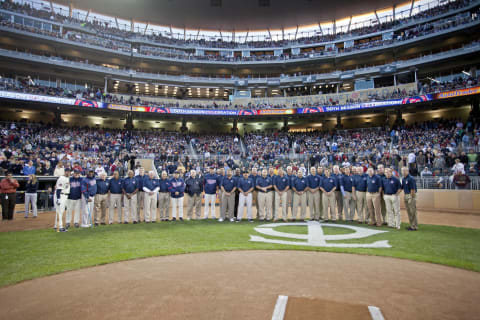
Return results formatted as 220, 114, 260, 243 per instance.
0, 0, 476, 49
1, 75, 479, 110
0, 0, 479, 62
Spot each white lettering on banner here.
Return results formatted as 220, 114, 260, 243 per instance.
249, 221, 391, 248
0, 90, 75, 105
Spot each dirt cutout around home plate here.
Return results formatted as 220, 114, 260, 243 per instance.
0, 251, 479, 320
284, 297, 375, 320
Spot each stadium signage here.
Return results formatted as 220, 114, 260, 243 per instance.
0, 91, 75, 105
250, 221, 391, 248
434, 86, 480, 99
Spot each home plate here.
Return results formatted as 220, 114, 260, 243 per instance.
272, 295, 385, 320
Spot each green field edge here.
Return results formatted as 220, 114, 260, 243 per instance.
0, 222, 479, 288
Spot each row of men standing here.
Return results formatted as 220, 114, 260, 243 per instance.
54, 164, 418, 231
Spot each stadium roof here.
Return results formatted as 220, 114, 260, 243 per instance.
58, 0, 405, 32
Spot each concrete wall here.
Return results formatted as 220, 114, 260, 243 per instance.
399, 190, 480, 213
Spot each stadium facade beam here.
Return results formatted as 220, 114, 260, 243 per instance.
69, 2, 73, 18
49, 1, 54, 14
333, 20, 336, 35
115, 17, 119, 29
374, 10, 380, 24
145, 23, 149, 35
393, 5, 396, 21
85, 9, 90, 21
347, 16, 352, 33
294, 25, 298, 39
409, 0, 415, 17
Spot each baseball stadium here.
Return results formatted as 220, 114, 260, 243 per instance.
0, 0, 480, 319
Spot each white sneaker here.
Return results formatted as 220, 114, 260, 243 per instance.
218, 218, 224, 222
230, 218, 235, 222
186, 218, 191, 221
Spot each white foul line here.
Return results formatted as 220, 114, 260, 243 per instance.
368, 306, 386, 320
272, 295, 288, 320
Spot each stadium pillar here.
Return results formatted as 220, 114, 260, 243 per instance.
180, 118, 187, 133
232, 119, 238, 133
53, 110, 61, 126
104, 77, 108, 94
336, 114, 342, 129
126, 112, 133, 130
395, 109, 403, 126
283, 118, 289, 132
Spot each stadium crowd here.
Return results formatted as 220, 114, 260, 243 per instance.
0, 0, 475, 50
0, 116, 479, 230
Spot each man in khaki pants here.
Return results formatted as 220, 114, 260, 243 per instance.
135, 168, 146, 222
377, 164, 387, 225
332, 165, 344, 220
381, 168, 402, 229
185, 170, 203, 220
320, 168, 336, 221
158, 171, 170, 221
108, 171, 123, 224
122, 170, 138, 224
291, 170, 308, 221
340, 167, 356, 221
94, 172, 109, 225
143, 171, 160, 223
401, 167, 418, 231
248, 167, 259, 218
352, 166, 368, 223
256, 169, 273, 220
306, 167, 321, 221
220, 169, 236, 222
286, 166, 295, 220
273, 168, 290, 221
366, 168, 382, 227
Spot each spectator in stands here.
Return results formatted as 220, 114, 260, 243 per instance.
453, 170, 471, 190
420, 167, 433, 178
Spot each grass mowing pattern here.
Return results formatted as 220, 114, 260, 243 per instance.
0, 220, 479, 287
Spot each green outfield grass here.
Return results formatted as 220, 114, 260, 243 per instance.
0, 220, 479, 287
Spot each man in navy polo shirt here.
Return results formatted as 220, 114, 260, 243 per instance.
203, 167, 218, 220
216, 168, 225, 218
352, 166, 368, 223
169, 171, 185, 221
123, 170, 139, 224
185, 169, 203, 220
94, 172, 109, 225
249, 167, 259, 217
320, 168, 337, 221
158, 171, 170, 221
237, 170, 254, 222
292, 170, 308, 221
81, 169, 97, 227
66, 170, 82, 228
286, 166, 295, 219
377, 164, 387, 225
256, 169, 273, 221
273, 168, 290, 222
332, 165, 344, 220
366, 167, 383, 227
108, 171, 123, 224
382, 168, 402, 229
143, 171, 160, 223
220, 169, 236, 222
401, 166, 418, 231
340, 166, 355, 222
307, 167, 321, 221
135, 167, 146, 222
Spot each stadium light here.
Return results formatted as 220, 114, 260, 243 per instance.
462, 71, 471, 76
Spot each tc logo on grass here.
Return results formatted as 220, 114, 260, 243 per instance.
250, 221, 391, 248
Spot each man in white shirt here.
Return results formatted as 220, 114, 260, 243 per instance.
54, 168, 71, 232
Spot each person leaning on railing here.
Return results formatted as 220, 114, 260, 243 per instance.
1, 172, 20, 220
